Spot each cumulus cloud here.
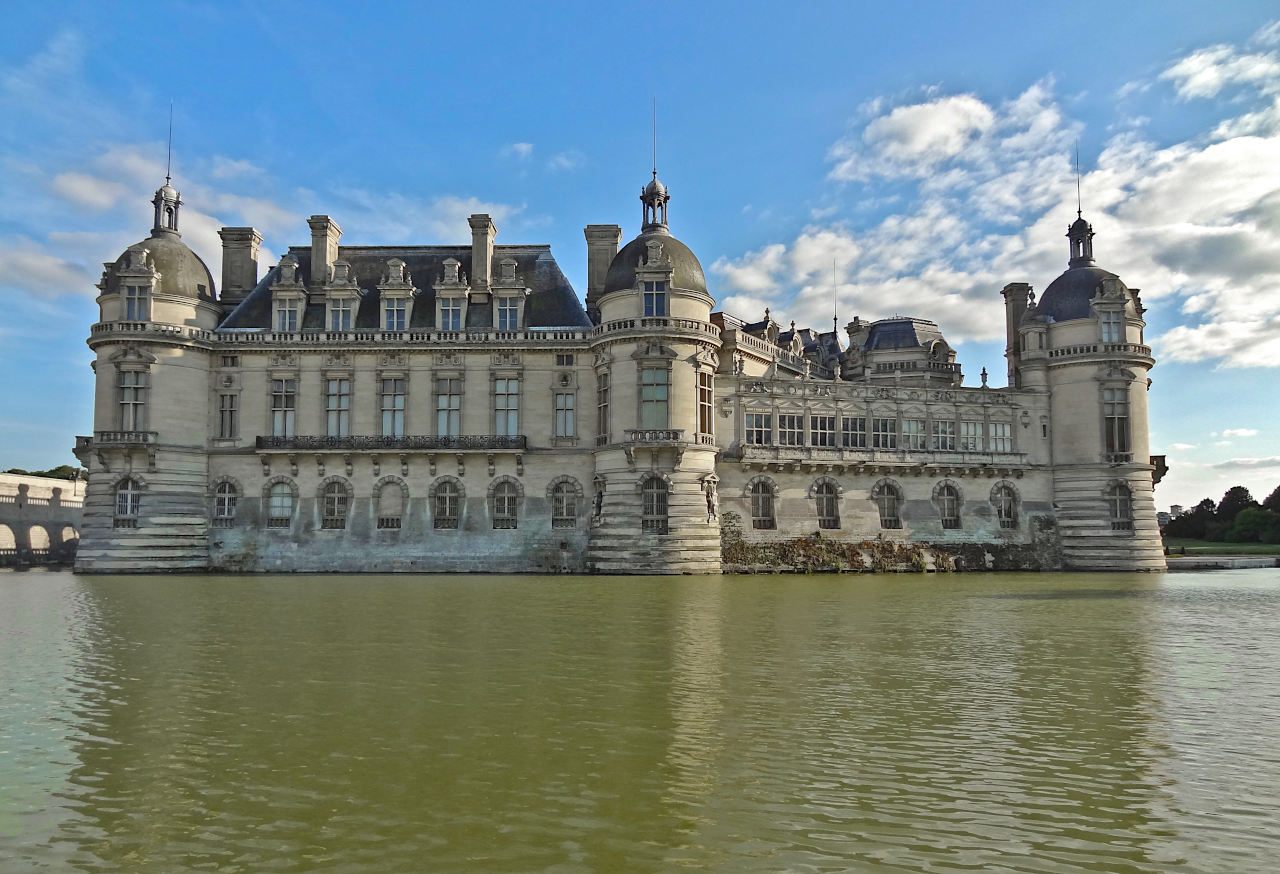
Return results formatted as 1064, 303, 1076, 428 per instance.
1222, 428, 1260, 437
50, 172, 128, 210
713, 35, 1280, 368
0, 237, 94, 297
547, 150, 584, 172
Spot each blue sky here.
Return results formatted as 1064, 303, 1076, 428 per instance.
2, 1, 1279, 510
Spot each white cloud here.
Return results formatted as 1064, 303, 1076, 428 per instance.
547, 150, 584, 172
1160, 45, 1280, 100
1222, 428, 1260, 437
50, 172, 128, 211
1168, 442, 1199, 450
0, 237, 94, 298
1212, 456, 1280, 469
209, 157, 265, 180
502, 142, 534, 160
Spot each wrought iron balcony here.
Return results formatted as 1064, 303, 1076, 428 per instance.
255, 435, 526, 452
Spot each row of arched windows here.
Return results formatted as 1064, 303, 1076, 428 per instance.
745, 477, 1025, 532
206, 476, 583, 532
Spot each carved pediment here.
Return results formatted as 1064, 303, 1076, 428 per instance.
275, 254, 302, 286
109, 344, 157, 365
631, 342, 678, 360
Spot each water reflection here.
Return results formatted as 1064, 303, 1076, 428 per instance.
0, 570, 1276, 872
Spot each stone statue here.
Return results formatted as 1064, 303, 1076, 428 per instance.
704, 482, 718, 523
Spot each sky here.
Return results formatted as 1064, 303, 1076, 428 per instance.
1, 0, 1278, 510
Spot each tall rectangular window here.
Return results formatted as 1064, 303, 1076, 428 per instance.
271, 379, 296, 437
1101, 310, 1123, 343
123, 285, 150, 321
778, 414, 803, 446
596, 372, 610, 444
1103, 387, 1130, 454
554, 393, 575, 438
556, 353, 575, 367
872, 417, 896, 449
384, 298, 407, 331
643, 281, 667, 317
325, 378, 351, 437
496, 297, 519, 331
639, 368, 668, 429
697, 372, 714, 436
901, 419, 926, 450
810, 415, 836, 447
439, 298, 462, 331
118, 370, 147, 431
436, 378, 461, 436
841, 417, 866, 448
745, 413, 772, 445
494, 378, 520, 436
381, 378, 405, 437
931, 419, 956, 451
218, 393, 238, 439
960, 420, 983, 451
990, 422, 1013, 452
329, 298, 353, 331
275, 299, 299, 332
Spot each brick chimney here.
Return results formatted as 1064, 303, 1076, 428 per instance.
468, 214, 497, 290
584, 224, 622, 324
307, 215, 342, 289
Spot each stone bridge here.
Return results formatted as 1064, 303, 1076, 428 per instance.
0, 474, 83, 567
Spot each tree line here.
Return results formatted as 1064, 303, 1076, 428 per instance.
1164, 484, 1280, 544
4, 465, 83, 481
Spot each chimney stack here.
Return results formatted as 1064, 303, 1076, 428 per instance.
583, 224, 622, 324
468, 214, 497, 290
307, 215, 342, 289
218, 227, 262, 308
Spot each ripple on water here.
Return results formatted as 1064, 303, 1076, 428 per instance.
1, 570, 1278, 872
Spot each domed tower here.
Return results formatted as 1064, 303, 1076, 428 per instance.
73, 178, 222, 571
1030, 212, 1164, 570
586, 171, 722, 573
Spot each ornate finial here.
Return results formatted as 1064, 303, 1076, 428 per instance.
981, 366, 988, 387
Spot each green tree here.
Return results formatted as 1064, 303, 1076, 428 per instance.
1216, 486, 1257, 524
1263, 484, 1280, 513
1164, 497, 1216, 539
1227, 508, 1280, 543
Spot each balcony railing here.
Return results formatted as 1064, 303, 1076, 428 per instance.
1048, 343, 1152, 360
623, 429, 686, 444
255, 435, 527, 452
92, 430, 159, 445
592, 317, 721, 339
737, 444, 1028, 465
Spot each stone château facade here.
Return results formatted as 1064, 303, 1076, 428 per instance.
72, 170, 1166, 573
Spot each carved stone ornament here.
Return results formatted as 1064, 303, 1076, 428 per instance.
498, 258, 519, 283
123, 244, 153, 272
383, 258, 409, 285
324, 352, 351, 368
380, 352, 407, 368
441, 258, 462, 285
748, 381, 768, 393
270, 353, 298, 368
435, 352, 461, 366
492, 351, 521, 366
642, 239, 670, 267
276, 254, 301, 286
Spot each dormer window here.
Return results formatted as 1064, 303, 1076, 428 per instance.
643, 281, 667, 317
275, 298, 300, 332
123, 285, 150, 321
1100, 310, 1123, 343
384, 297, 407, 331
496, 296, 520, 331
440, 297, 463, 331
329, 298, 353, 331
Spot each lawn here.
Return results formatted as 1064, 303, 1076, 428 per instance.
1163, 538, 1280, 556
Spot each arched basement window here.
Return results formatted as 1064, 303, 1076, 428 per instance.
750, 480, 776, 530
815, 480, 840, 529
641, 476, 668, 534
937, 483, 961, 530
873, 481, 902, 530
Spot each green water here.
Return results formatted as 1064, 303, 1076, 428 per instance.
2, 570, 1278, 873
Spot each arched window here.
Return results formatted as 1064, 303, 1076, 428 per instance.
641, 476, 668, 534
114, 478, 141, 528
936, 483, 961, 529
551, 481, 577, 528
377, 483, 404, 530
1107, 483, 1134, 531
322, 482, 349, 529
492, 481, 519, 529
28, 525, 50, 550
214, 482, 237, 527
434, 480, 460, 529
0, 524, 15, 552
872, 481, 902, 529
815, 480, 840, 529
267, 483, 294, 528
992, 483, 1018, 529
750, 479, 776, 530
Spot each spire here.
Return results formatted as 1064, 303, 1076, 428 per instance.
640, 98, 670, 232
152, 105, 181, 236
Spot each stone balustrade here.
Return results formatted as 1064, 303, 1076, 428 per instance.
254, 435, 527, 452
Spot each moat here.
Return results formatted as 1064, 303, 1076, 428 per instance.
3, 570, 1278, 872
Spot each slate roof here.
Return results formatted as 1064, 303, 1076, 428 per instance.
105, 230, 217, 302
859, 317, 946, 351
602, 230, 707, 296
219, 245, 589, 330
1037, 265, 1121, 323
